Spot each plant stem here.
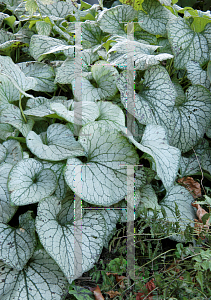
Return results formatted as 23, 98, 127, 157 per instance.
6, 136, 26, 143
19, 92, 27, 123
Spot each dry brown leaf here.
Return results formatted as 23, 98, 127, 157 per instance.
105, 290, 121, 298
178, 177, 202, 199
114, 275, 126, 288
136, 278, 156, 300
192, 201, 209, 237
192, 202, 209, 222
145, 278, 156, 292
106, 272, 125, 289
90, 285, 105, 300
106, 273, 126, 288
136, 291, 146, 300
136, 291, 153, 300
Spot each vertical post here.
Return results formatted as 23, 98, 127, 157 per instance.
74, 22, 83, 135
126, 21, 135, 137
73, 22, 83, 280
119, 164, 142, 281
72, 19, 92, 281
126, 165, 135, 282
73, 165, 83, 279
123, 21, 138, 281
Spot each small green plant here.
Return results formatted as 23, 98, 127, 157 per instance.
193, 249, 211, 272
89, 261, 114, 291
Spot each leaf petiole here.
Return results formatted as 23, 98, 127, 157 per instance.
19, 92, 27, 123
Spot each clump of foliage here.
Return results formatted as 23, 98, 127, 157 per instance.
177, 0, 211, 11
0, 0, 211, 298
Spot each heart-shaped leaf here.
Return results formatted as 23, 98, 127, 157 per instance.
54, 49, 99, 85
0, 211, 36, 270
81, 21, 104, 49
96, 101, 126, 131
36, 0, 75, 19
116, 66, 177, 138
36, 20, 52, 36
97, 5, 137, 37
72, 61, 119, 101
0, 249, 68, 299
24, 96, 70, 118
167, 17, 209, 69
136, 184, 161, 213
121, 124, 181, 191
50, 101, 100, 125
17, 61, 57, 93
65, 121, 139, 206
170, 85, 211, 152
159, 185, 196, 242
36, 196, 106, 283
8, 158, 57, 205
1, 104, 35, 137
0, 56, 37, 92
138, 0, 176, 37
26, 124, 85, 161
29, 34, 74, 61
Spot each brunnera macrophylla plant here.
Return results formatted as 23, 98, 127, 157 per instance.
0, 0, 211, 298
